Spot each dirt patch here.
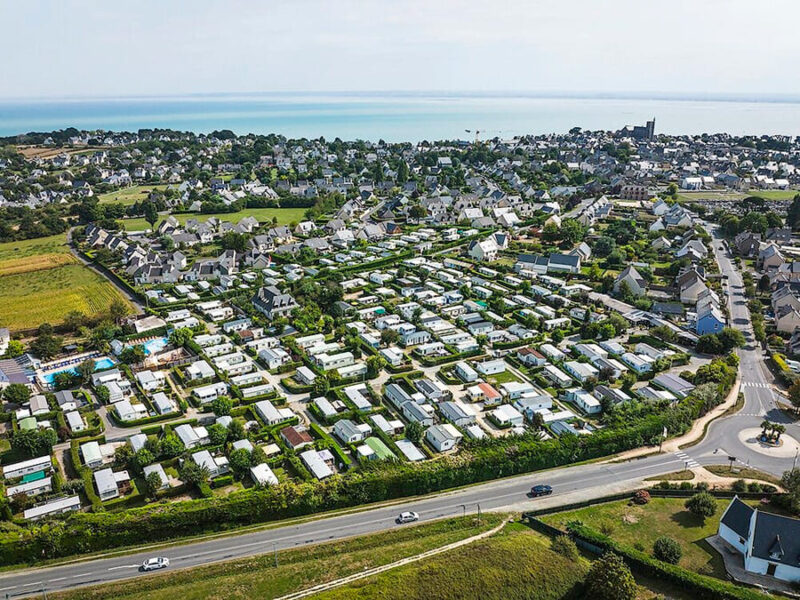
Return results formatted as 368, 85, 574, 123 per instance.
622, 513, 639, 525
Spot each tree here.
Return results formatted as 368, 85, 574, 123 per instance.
685, 491, 717, 520
560, 219, 585, 246
781, 468, 800, 511
695, 334, 723, 355
144, 471, 164, 498
95, 385, 110, 403
584, 552, 637, 600
30, 331, 62, 360
788, 381, 800, 413
380, 328, 399, 346
551, 535, 579, 560
229, 448, 252, 479
169, 327, 194, 347
179, 461, 210, 486
119, 345, 145, 364
366, 355, 386, 378
142, 201, 159, 228
3, 339, 24, 358
406, 421, 423, 443
593, 236, 616, 257
313, 374, 330, 396
211, 396, 233, 417
11, 428, 57, 458
76, 359, 96, 384
718, 328, 745, 352
2, 383, 31, 405
159, 433, 184, 458
207, 423, 228, 446
652, 536, 682, 564
109, 299, 129, 324
787, 194, 800, 229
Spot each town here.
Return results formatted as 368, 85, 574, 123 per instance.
1, 124, 800, 596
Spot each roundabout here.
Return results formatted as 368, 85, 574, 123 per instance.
736, 427, 800, 458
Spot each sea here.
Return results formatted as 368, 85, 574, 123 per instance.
2, 92, 800, 142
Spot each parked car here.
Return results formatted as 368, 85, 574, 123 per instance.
530, 484, 553, 497
396, 511, 419, 524
141, 557, 170, 571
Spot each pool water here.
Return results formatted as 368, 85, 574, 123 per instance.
41, 356, 116, 385
140, 337, 168, 356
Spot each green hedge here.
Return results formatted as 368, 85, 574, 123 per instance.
565, 523, 770, 600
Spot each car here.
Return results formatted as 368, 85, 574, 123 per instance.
396, 511, 419, 524
141, 557, 170, 571
530, 484, 553, 497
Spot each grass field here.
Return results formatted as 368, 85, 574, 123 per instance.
0, 234, 133, 331
703, 465, 783, 486
97, 184, 170, 205
121, 207, 308, 232
540, 497, 732, 578
677, 189, 798, 203
49, 516, 506, 600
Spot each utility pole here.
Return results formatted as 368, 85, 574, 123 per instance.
459, 504, 466, 519
477, 503, 481, 523
273, 542, 278, 568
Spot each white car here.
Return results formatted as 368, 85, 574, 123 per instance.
141, 557, 170, 571
396, 511, 419, 524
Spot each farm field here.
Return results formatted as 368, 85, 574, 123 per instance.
677, 189, 798, 203
0, 234, 133, 331
97, 184, 170, 205
120, 207, 308, 231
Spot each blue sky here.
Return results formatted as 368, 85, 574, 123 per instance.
3, 0, 799, 99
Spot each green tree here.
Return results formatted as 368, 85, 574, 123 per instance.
211, 396, 233, 417
179, 461, 210, 486
718, 327, 745, 352
109, 299, 130, 324
685, 491, 717, 520
159, 433, 184, 458
652, 536, 682, 564
11, 428, 58, 458
142, 201, 159, 228
144, 471, 164, 498
560, 219, 585, 246
30, 331, 62, 360
781, 468, 800, 511
787, 194, 800, 229
405, 421, 423, 443
3, 339, 25, 358
76, 359, 96, 384
169, 327, 194, 347
95, 385, 110, 403
313, 374, 330, 396
207, 423, 228, 446
788, 381, 800, 413
229, 448, 252, 479
584, 552, 637, 600
119, 345, 145, 364
2, 383, 31, 405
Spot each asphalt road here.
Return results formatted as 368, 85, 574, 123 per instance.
3, 222, 796, 598
0, 452, 687, 598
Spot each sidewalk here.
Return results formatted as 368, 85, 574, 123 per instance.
608, 377, 741, 463
275, 519, 508, 600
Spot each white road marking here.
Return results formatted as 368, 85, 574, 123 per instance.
50, 577, 67, 582
22, 581, 43, 587
0, 586, 18, 592
108, 565, 140, 570
71, 573, 91, 578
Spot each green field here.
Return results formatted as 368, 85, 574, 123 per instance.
540, 497, 733, 578
677, 189, 798, 203
0, 234, 133, 331
0, 264, 133, 331
97, 184, 170, 205
49, 516, 505, 600
121, 207, 308, 232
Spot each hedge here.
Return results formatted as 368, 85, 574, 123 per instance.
0, 376, 735, 565
565, 522, 771, 600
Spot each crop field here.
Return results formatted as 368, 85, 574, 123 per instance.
97, 184, 170, 205
0, 234, 132, 331
120, 207, 308, 231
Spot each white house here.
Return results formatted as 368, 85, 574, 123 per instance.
426, 423, 463, 452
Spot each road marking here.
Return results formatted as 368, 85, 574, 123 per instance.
22, 582, 43, 587
0, 586, 17, 592
108, 564, 140, 570
50, 577, 67, 582
71, 573, 91, 578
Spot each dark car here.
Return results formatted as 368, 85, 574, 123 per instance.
530, 484, 553, 497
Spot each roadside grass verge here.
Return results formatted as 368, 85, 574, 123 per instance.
49, 515, 505, 600
644, 470, 695, 482
703, 465, 783, 487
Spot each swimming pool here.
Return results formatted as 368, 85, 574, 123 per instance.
40, 356, 116, 385
140, 337, 168, 356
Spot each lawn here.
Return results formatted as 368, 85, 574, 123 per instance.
96, 184, 170, 205
540, 497, 731, 578
0, 263, 133, 331
49, 516, 505, 600
120, 207, 308, 232
489, 370, 522, 385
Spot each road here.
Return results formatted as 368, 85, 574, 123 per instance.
4, 221, 796, 597
66, 227, 144, 313
0, 452, 687, 597
688, 223, 799, 474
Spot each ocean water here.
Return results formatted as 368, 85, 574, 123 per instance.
2, 93, 800, 142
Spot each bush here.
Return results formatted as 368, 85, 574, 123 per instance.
685, 492, 717, 520
632, 489, 650, 505
679, 481, 693, 491
652, 536, 682, 565
585, 552, 637, 600
731, 479, 747, 493
747, 482, 762, 493
551, 535, 579, 560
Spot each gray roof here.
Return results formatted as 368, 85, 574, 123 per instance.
751, 510, 800, 567
720, 496, 753, 539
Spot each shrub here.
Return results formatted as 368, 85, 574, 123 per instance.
731, 479, 747, 493
747, 482, 762, 493
551, 535, 579, 561
685, 492, 717, 520
695, 482, 709, 491
585, 552, 637, 600
652, 536, 682, 565
632, 489, 650, 505
679, 482, 693, 491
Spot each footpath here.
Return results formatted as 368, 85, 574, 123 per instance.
275, 519, 508, 600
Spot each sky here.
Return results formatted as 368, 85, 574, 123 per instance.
3, 0, 800, 99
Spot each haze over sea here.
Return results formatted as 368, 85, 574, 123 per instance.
3, 92, 800, 142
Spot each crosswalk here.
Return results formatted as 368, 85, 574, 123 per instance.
741, 381, 771, 389
674, 451, 700, 469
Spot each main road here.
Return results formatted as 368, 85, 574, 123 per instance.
2, 221, 796, 597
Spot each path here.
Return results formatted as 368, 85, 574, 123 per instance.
275, 519, 508, 600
